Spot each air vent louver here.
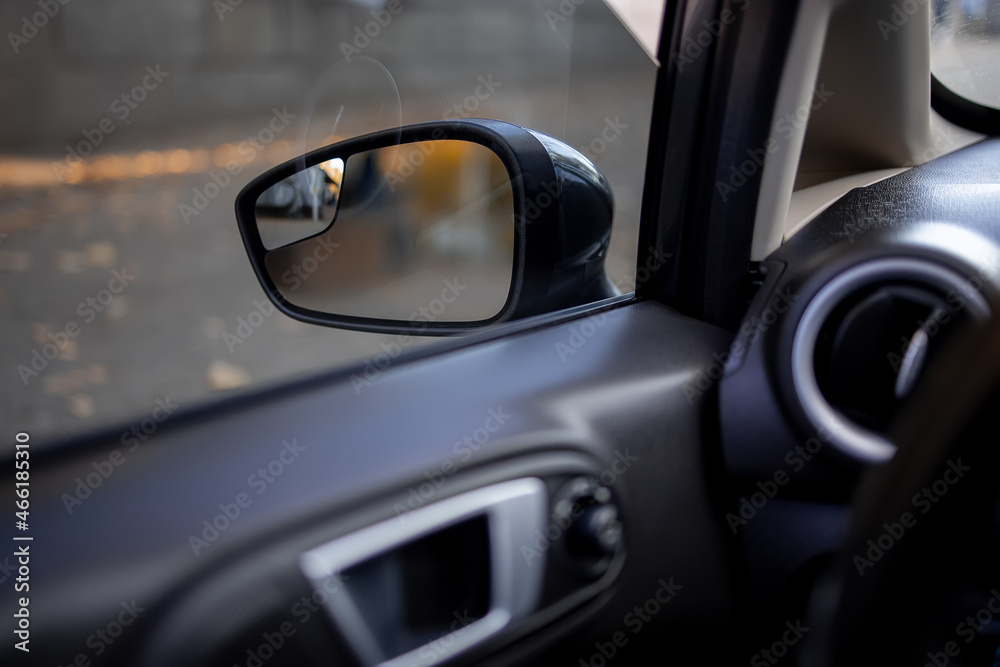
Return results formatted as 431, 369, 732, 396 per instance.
791, 258, 990, 462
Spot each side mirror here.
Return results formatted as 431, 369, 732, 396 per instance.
235, 119, 617, 335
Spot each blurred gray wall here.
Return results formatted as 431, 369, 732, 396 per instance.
0, 0, 654, 154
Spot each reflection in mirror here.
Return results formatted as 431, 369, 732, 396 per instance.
262, 141, 514, 324
256, 158, 345, 250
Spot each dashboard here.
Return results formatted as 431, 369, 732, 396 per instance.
719, 135, 1000, 601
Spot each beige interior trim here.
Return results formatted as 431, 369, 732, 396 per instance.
751, 0, 839, 260
751, 0, 984, 259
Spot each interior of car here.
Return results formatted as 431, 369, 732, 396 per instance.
3, 0, 1000, 665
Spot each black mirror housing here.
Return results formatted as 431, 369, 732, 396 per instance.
235, 119, 617, 335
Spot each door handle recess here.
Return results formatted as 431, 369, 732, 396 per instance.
299, 478, 548, 666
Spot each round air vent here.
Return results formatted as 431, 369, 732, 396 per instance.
791, 258, 990, 462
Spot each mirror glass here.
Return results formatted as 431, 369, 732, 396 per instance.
256, 159, 345, 251
258, 140, 515, 324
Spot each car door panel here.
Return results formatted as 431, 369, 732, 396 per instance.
3, 300, 736, 665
